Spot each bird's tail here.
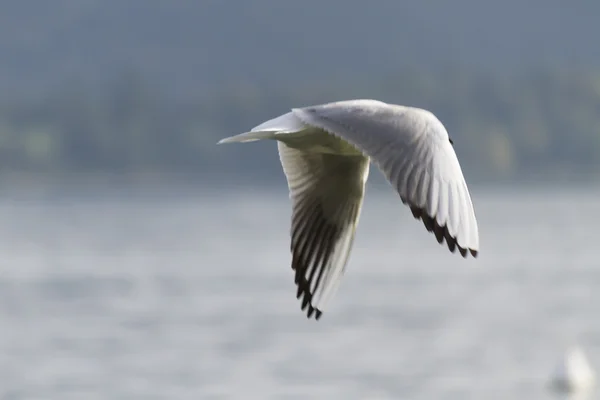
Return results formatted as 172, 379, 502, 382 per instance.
217, 111, 305, 144
217, 130, 276, 144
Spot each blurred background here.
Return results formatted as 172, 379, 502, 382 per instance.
0, 1, 599, 399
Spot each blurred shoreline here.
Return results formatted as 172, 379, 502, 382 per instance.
0, 171, 596, 200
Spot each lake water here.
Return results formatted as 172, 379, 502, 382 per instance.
0, 184, 599, 399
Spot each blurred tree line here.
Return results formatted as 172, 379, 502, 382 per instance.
0, 68, 599, 183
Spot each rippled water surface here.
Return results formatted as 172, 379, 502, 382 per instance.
0, 185, 598, 399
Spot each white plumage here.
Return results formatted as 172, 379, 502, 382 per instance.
550, 347, 595, 394
218, 99, 479, 320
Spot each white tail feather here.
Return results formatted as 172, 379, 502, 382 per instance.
217, 130, 276, 144
217, 111, 306, 144
250, 112, 305, 133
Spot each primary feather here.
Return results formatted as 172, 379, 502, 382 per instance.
218, 99, 479, 320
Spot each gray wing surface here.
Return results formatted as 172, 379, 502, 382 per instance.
292, 100, 479, 257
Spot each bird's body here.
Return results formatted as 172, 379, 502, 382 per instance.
218, 99, 479, 320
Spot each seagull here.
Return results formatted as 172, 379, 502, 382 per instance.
218, 99, 479, 320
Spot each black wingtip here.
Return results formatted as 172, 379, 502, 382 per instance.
409, 205, 477, 259
306, 306, 323, 320
315, 309, 323, 320
449, 137, 454, 145
301, 293, 324, 321
292, 255, 326, 321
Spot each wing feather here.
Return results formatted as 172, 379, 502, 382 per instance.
292, 100, 479, 257
278, 141, 369, 319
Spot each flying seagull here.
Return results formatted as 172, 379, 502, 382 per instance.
218, 99, 479, 320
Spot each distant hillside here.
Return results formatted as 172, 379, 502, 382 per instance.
0, 0, 598, 100
0, 68, 599, 184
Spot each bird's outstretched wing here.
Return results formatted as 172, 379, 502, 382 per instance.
293, 99, 479, 257
277, 141, 369, 319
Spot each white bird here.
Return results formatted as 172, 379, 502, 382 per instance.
550, 347, 595, 394
218, 99, 479, 320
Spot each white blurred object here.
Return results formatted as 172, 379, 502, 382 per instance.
550, 346, 595, 394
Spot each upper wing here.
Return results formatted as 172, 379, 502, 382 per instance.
292, 100, 479, 257
277, 141, 370, 319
